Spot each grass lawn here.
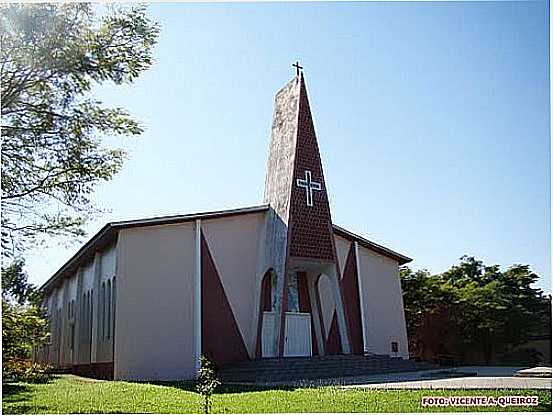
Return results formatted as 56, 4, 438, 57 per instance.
2, 375, 551, 414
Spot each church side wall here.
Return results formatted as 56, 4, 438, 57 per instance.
37, 243, 118, 376
317, 274, 336, 339
357, 246, 409, 358
77, 261, 95, 364
45, 286, 63, 367
335, 235, 351, 279
201, 212, 265, 358
96, 244, 117, 363
62, 275, 78, 367
114, 223, 196, 381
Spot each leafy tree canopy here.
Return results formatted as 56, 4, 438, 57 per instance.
1, 259, 40, 306
2, 260, 49, 382
401, 256, 551, 365
1, 3, 159, 257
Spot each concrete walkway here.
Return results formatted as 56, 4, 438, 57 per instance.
339, 367, 552, 390
251, 366, 552, 389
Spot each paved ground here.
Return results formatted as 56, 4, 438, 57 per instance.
515, 366, 552, 378
339, 367, 552, 390
253, 366, 552, 389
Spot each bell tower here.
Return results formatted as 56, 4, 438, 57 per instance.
259, 67, 351, 357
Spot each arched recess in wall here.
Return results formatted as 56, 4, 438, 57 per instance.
255, 268, 274, 358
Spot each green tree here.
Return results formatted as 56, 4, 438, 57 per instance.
2, 261, 50, 382
1, 3, 159, 257
2, 259, 40, 306
401, 256, 551, 365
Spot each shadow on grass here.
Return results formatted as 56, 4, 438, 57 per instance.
2, 383, 49, 415
130, 380, 298, 395
2, 383, 33, 402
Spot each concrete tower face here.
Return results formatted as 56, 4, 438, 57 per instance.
263, 74, 337, 266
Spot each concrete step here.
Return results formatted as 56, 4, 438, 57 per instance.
221, 364, 422, 376
218, 355, 433, 383
223, 355, 400, 369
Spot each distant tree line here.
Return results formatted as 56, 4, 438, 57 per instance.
401, 256, 551, 366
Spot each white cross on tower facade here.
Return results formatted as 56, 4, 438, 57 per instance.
296, 170, 322, 207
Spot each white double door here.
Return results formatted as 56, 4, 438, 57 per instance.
262, 311, 312, 358
284, 312, 312, 357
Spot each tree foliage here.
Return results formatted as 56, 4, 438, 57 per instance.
2, 261, 50, 382
2, 300, 49, 361
196, 355, 221, 414
2, 259, 40, 306
1, 3, 159, 256
401, 256, 551, 365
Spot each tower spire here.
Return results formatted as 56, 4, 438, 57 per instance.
263, 73, 335, 261
260, 72, 351, 358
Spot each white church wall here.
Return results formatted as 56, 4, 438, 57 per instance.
114, 223, 196, 381
316, 235, 351, 341
96, 243, 117, 363
64, 273, 78, 367
77, 260, 95, 364
201, 212, 265, 358
100, 244, 116, 282
68, 274, 78, 299
334, 235, 351, 278
50, 286, 63, 367
317, 274, 336, 338
357, 245, 409, 359
55, 284, 64, 308
82, 260, 95, 293
42, 275, 76, 368
40, 245, 117, 369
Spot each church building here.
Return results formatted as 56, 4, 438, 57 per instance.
35, 69, 411, 381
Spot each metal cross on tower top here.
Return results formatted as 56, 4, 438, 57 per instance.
293, 61, 303, 77
296, 170, 321, 207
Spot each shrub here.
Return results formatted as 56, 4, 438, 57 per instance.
196, 356, 220, 414
3, 358, 52, 384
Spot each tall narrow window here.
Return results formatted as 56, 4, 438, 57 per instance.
51, 310, 56, 347
107, 280, 112, 339
101, 282, 106, 340
85, 293, 89, 342
70, 323, 75, 351
112, 277, 116, 337
82, 293, 86, 341
88, 292, 91, 342
89, 290, 94, 348
87, 292, 91, 342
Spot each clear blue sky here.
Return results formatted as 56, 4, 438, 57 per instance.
26, 1, 551, 293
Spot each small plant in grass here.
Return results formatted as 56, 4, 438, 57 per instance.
196, 355, 220, 414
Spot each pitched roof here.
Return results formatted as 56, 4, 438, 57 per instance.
40, 204, 411, 293
332, 224, 412, 265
